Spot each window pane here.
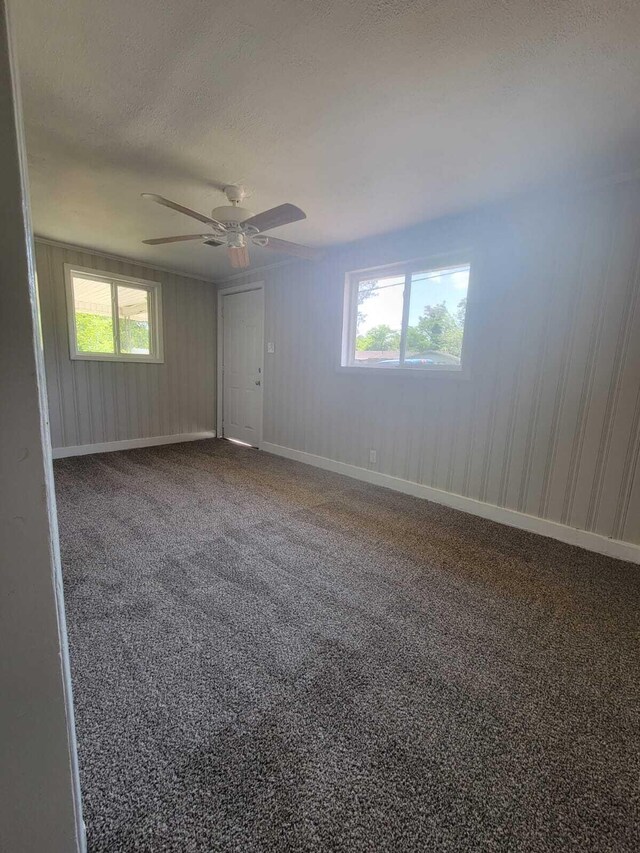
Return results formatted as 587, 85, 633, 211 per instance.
354, 274, 404, 367
117, 286, 151, 355
72, 276, 115, 353
404, 265, 469, 367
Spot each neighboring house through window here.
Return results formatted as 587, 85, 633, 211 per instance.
341, 257, 471, 374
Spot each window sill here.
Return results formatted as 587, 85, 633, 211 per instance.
337, 364, 470, 380
70, 353, 164, 364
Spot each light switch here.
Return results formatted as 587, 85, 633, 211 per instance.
267, 342, 275, 353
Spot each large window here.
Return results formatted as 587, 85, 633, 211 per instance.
342, 258, 471, 373
65, 265, 163, 363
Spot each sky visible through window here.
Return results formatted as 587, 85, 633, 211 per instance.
357, 267, 469, 335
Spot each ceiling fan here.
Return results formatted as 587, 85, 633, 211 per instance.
141, 185, 322, 269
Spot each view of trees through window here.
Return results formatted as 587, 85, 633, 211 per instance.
71, 274, 152, 358
75, 312, 150, 354
353, 264, 470, 369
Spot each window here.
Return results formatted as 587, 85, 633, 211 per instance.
342, 258, 471, 373
65, 265, 163, 362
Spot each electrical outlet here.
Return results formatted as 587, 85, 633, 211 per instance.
369, 449, 377, 465
267, 342, 275, 353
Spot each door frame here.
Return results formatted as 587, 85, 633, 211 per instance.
1, 1, 85, 848
216, 281, 265, 448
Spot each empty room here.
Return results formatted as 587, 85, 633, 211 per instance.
2, 1, 640, 851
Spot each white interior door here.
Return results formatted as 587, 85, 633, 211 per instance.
221, 288, 264, 447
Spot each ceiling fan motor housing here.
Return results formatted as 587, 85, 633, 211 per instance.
210, 184, 254, 228
210, 205, 254, 226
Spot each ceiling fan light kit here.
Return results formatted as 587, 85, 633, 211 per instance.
141, 185, 322, 269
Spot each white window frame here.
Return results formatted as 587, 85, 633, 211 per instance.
340, 253, 473, 379
64, 264, 164, 363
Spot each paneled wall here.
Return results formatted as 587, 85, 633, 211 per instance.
35, 241, 216, 449
224, 179, 640, 545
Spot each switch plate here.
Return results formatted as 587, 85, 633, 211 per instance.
267, 342, 275, 353
369, 449, 377, 465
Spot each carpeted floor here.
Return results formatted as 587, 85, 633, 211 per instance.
54, 439, 639, 852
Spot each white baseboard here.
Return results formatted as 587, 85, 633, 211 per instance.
52, 431, 216, 459
262, 442, 640, 565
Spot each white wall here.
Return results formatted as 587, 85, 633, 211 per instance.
0, 2, 84, 850
223, 179, 640, 547
35, 240, 217, 451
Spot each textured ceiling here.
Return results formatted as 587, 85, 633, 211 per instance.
11, 0, 640, 280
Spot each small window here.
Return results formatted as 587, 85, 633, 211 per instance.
342, 258, 470, 373
65, 265, 163, 363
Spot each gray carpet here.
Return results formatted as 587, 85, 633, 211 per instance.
54, 439, 639, 852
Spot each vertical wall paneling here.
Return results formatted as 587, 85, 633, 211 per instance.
35, 241, 216, 449
222, 180, 640, 546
